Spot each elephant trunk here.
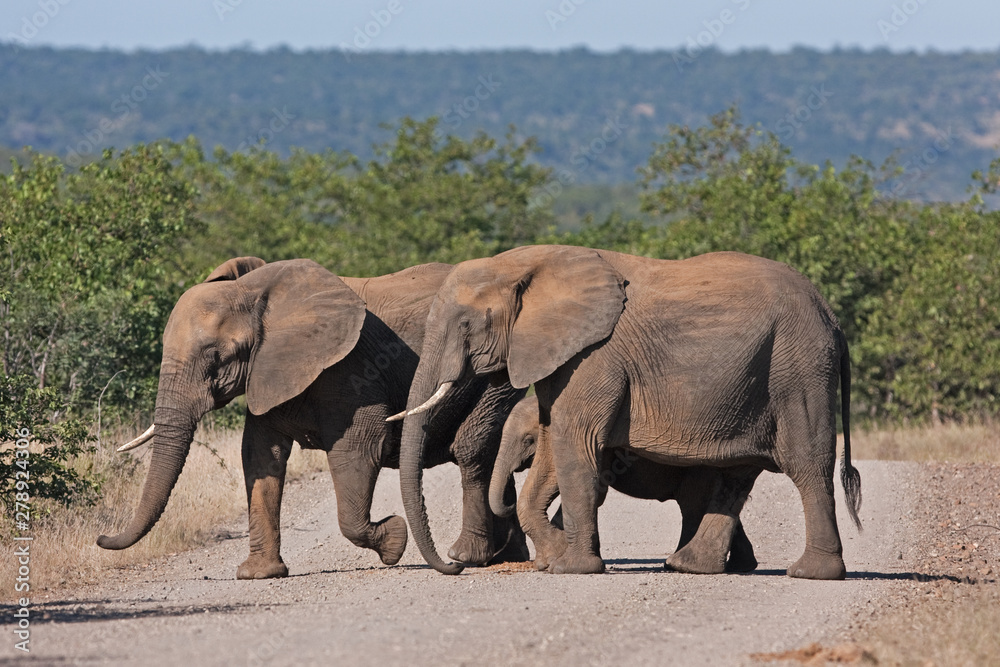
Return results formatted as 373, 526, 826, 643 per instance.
399, 340, 464, 575
97, 379, 202, 550
489, 437, 520, 519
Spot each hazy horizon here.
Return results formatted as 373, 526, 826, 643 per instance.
4, 1, 998, 55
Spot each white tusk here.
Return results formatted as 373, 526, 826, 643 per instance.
118, 424, 155, 452
385, 382, 454, 423
385, 409, 408, 423
406, 382, 454, 417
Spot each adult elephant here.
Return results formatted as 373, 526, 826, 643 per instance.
397, 245, 861, 579
97, 257, 527, 579
489, 396, 758, 574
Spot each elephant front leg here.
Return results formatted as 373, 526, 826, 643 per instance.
488, 478, 532, 564
446, 474, 495, 565
545, 428, 604, 574
545, 462, 603, 574
237, 422, 291, 580
516, 430, 567, 571
328, 450, 407, 566
448, 460, 531, 566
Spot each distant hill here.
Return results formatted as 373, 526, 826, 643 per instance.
2, 45, 999, 200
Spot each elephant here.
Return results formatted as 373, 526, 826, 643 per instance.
97, 256, 528, 579
488, 395, 758, 573
396, 245, 861, 579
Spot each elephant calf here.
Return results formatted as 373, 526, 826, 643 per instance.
98, 257, 527, 578
489, 396, 758, 574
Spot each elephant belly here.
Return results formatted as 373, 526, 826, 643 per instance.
618, 326, 779, 466
621, 378, 779, 468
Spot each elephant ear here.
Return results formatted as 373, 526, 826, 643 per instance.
239, 259, 366, 415
506, 246, 627, 389
203, 257, 267, 282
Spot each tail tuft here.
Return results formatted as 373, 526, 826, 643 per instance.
841, 461, 863, 532
839, 329, 862, 532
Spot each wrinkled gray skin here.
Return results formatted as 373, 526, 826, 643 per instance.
490, 396, 758, 573
97, 257, 527, 579
400, 246, 861, 578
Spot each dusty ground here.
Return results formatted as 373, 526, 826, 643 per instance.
3, 459, 997, 666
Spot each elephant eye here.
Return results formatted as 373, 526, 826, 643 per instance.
203, 349, 221, 374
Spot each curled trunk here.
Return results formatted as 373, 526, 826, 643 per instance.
98, 383, 202, 550
489, 440, 521, 519
399, 348, 464, 575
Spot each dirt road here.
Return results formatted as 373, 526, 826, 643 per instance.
9, 460, 923, 666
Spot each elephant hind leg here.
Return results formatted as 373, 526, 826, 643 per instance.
786, 480, 845, 580
725, 521, 758, 573
328, 450, 407, 566
779, 398, 846, 580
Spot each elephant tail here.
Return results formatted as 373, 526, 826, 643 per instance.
838, 331, 863, 532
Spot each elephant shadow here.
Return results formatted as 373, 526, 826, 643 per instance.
9, 599, 261, 625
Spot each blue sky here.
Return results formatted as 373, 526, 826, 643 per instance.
3, 0, 999, 53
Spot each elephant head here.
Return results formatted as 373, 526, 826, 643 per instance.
97, 257, 366, 550
398, 245, 627, 574
489, 395, 540, 519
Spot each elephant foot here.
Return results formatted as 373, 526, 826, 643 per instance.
530, 531, 568, 571
788, 550, 846, 580
448, 532, 494, 566
373, 515, 408, 566
489, 525, 531, 564
725, 541, 758, 573
547, 552, 605, 575
236, 555, 288, 580
665, 544, 727, 575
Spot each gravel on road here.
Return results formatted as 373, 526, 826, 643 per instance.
6, 459, 983, 666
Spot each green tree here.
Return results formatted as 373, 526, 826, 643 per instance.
0, 372, 100, 515
183, 117, 554, 278
877, 202, 1000, 421
629, 108, 927, 419
1, 145, 197, 416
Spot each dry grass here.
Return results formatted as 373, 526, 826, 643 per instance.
1, 425, 327, 599
850, 421, 1000, 463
